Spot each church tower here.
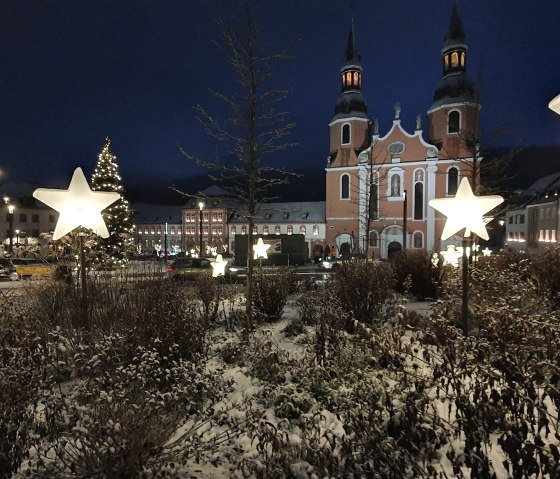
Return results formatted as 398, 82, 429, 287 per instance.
427, 1, 480, 161
325, 23, 371, 254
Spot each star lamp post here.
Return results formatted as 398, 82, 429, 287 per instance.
253, 237, 270, 267
429, 177, 503, 335
211, 253, 228, 278
33, 167, 120, 326
549, 93, 560, 115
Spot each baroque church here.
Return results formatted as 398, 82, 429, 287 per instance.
325, 2, 480, 259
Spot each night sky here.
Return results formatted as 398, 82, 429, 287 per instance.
1, 0, 559, 195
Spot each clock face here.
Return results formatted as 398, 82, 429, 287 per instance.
427, 147, 437, 158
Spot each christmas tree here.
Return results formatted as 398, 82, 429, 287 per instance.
90, 137, 135, 267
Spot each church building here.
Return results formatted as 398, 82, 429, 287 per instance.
325, 3, 480, 259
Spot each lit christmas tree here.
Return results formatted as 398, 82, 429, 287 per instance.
90, 137, 135, 267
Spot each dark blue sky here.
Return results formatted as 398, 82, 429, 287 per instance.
1, 0, 559, 192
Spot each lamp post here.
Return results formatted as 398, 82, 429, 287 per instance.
198, 201, 205, 258
4, 196, 14, 255
15, 229, 20, 256
164, 222, 168, 265
402, 189, 407, 251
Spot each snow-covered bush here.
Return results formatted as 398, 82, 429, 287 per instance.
192, 272, 235, 324
251, 269, 296, 322
390, 249, 446, 300
531, 246, 560, 309
24, 336, 230, 478
0, 293, 46, 477
328, 259, 395, 327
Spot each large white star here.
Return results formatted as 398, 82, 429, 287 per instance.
33, 167, 120, 240
211, 254, 228, 277
253, 237, 270, 259
429, 178, 503, 241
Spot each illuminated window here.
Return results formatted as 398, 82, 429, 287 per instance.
177, 227, 182, 234
447, 167, 459, 195
342, 123, 351, 145
300, 225, 306, 235
313, 225, 319, 236
275, 225, 281, 234
203, 212, 209, 222
212, 226, 217, 235
341, 174, 350, 199
170, 226, 175, 234
157, 226, 161, 235
138, 228, 142, 235
444, 55, 449, 70
218, 212, 224, 221
241, 226, 247, 235
353, 71, 359, 85
218, 226, 223, 235
231, 226, 236, 235
460, 52, 465, 67
287, 225, 293, 235
451, 52, 459, 67
448, 110, 460, 133
253, 226, 258, 234
263, 225, 269, 235
150, 227, 155, 234
203, 226, 209, 235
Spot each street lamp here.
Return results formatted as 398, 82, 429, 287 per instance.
402, 189, 407, 251
4, 196, 14, 255
15, 229, 20, 256
198, 201, 205, 258
164, 222, 168, 264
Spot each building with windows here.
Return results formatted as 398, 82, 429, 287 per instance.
228, 201, 326, 258
325, 3, 480, 258
133, 203, 183, 255
1, 197, 58, 255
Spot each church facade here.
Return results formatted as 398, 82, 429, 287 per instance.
325, 3, 480, 259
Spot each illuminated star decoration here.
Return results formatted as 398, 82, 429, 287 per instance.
440, 245, 462, 267
482, 247, 492, 257
33, 167, 120, 240
211, 254, 228, 277
429, 178, 504, 240
253, 238, 270, 259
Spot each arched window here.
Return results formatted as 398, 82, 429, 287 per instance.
241, 226, 247, 235
414, 182, 424, 220
369, 182, 378, 220
341, 174, 350, 199
390, 175, 401, 197
341, 123, 351, 145
300, 225, 306, 235
444, 55, 449, 70
413, 232, 423, 249
252, 226, 258, 234
460, 52, 465, 67
353, 71, 359, 85
287, 225, 293, 235
447, 167, 459, 196
451, 52, 459, 67
275, 225, 281, 235
448, 110, 460, 134
369, 230, 379, 248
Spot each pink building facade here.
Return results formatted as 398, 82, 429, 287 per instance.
325, 3, 480, 259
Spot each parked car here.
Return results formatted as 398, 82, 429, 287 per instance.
0, 258, 19, 281
166, 257, 246, 283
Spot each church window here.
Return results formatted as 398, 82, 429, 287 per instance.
447, 167, 459, 196
341, 174, 350, 199
369, 230, 379, 248
369, 182, 378, 220
342, 123, 351, 145
353, 71, 359, 85
448, 110, 460, 133
444, 55, 449, 70
451, 52, 459, 67
390, 175, 401, 197
414, 182, 424, 219
460, 52, 465, 67
413, 231, 423, 248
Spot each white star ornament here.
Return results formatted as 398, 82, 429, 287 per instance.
211, 254, 228, 277
253, 237, 270, 259
429, 178, 503, 241
33, 167, 120, 240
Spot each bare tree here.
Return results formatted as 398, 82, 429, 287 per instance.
178, 1, 297, 335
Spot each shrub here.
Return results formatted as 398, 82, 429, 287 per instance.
390, 250, 445, 300
328, 259, 395, 327
530, 246, 560, 309
251, 268, 296, 322
24, 335, 229, 478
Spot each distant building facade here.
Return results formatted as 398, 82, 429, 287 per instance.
325, 3, 480, 259
133, 203, 183, 255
